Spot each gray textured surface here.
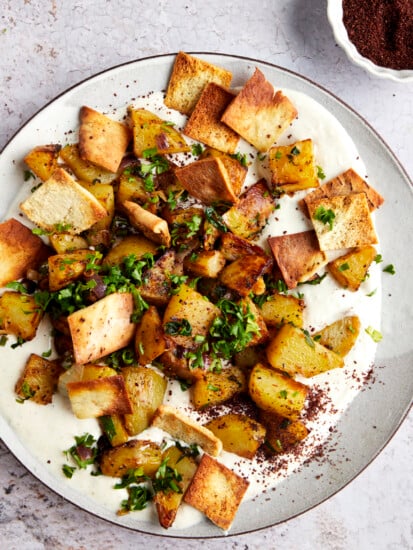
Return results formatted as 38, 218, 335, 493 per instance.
1, 1, 412, 548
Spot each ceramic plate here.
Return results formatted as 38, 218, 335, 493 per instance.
0, 53, 412, 537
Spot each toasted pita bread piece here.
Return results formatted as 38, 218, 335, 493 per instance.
302, 168, 384, 215
307, 193, 378, 251
164, 51, 232, 115
221, 68, 297, 152
183, 453, 249, 531
151, 404, 223, 457
79, 106, 131, 172
0, 218, 50, 286
68, 292, 135, 364
184, 83, 239, 154
175, 156, 244, 205
268, 230, 328, 289
123, 200, 171, 247
67, 375, 133, 419
20, 167, 107, 235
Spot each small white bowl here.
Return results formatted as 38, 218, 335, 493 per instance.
327, 0, 413, 82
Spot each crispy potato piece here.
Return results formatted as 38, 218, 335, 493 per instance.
135, 306, 166, 365
48, 249, 93, 292
123, 200, 171, 247
0, 291, 43, 341
259, 411, 308, 454
239, 297, 269, 346
220, 254, 270, 297
159, 344, 206, 382
67, 375, 133, 418
328, 245, 377, 291
191, 365, 246, 409
184, 82, 239, 154
80, 181, 115, 247
249, 362, 309, 420
266, 323, 344, 378
314, 315, 361, 357
205, 414, 266, 459
116, 167, 148, 209
102, 235, 158, 266
59, 143, 117, 184
129, 108, 189, 157
163, 283, 219, 348
99, 414, 130, 447
307, 193, 378, 251
20, 167, 107, 235
49, 233, 89, 254
164, 51, 232, 115
268, 139, 319, 193
122, 366, 167, 436
221, 68, 297, 152
183, 453, 249, 531
68, 292, 136, 364
24, 144, 61, 181
0, 218, 51, 286
79, 106, 131, 172
100, 439, 162, 478
184, 249, 226, 278
222, 179, 275, 239
154, 444, 198, 529
15, 353, 63, 405
81, 364, 118, 380
259, 292, 304, 328
268, 230, 327, 289
140, 250, 183, 307
152, 404, 223, 457
219, 231, 269, 262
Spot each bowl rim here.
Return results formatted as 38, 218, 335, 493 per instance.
327, 0, 413, 82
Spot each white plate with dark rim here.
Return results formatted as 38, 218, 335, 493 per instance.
0, 53, 412, 538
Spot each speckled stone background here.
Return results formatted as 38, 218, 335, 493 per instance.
1, 1, 412, 549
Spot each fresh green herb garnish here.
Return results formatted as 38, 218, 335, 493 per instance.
303, 329, 315, 348
313, 205, 335, 230
383, 264, 395, 275
316, 165, 326, 180
338, 262, 350, 272
191, 143, 204, 156
152, 458, 182, 494
164, 319, 192, 337
204, 206, 228, 233
365, 326, 383, 343
230, 152, 248, 167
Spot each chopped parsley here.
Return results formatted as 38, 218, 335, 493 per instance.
313, 205, 335, 231
164, 319, 192, 337
365, 326, 383, 343
383, 264, 395, 275
316, 165, 326, 180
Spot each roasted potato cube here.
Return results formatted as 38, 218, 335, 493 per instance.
24, 144, 61, 181
249, 362, 308, 420
49, 233, 89, 254
117, 167, 148, 209
239, 297, 269, 346
102, 235, 158, 267
184, 249, 226, 278
191, 365, 246, 409
67, 375, 133, 419
129, 108, 190, 157
259, 293, 304, 328
314, 315, 361, 357
122, 366, 167, 436
183, 453, 249, 531
205, 414, 266, 459
140, 250, 183, 307
59, 143, 117, 184
328, 245, 377, 291
163, 283, 219, 348
100, 439, 162, 478
81, 364, 118, 380
154, 444, 198, 529
219, 231, 269, 262
159, 344, 205, 383
99, 414, 130, 447
269, 139, 318, 193
222, 179, 275, 239
259, 411, 308, 454
0, 291, 43, 341
80, 181, 114, 247
266, 323, 344, 378
220, 254, 270, 297
233, 346, 266, 369
135, 306, 166, 366
48, 249, 93, 291
15, 353, 63, 405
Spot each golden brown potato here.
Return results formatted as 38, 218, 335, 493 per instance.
191, 365, 246, 409
100, 439, 162, 478
266, 323, 344, 378
268, 139, 319, 193
153, 444, 198, 529
99, 414, 130, 447
81, 364, 118, 380
117, 168, 149, 211
205, 413, 266, 459
249, 363, 309, 420
15, 353, 63, 405
259, 292, 304, 328
183, 249, 226, 278
49, 233, 89, 254
140, 250, 183, 307
314, 315, 361, 357
59, 143, 117, 184
328, 245, 377, 291
220, 254, 270, 297
159, 344, 206, 383
24, 144, 61, 181
135, 306, 166, 365
259, 411, 308, 454
102, 235, 158, 267
48, 249, 93, 292
122, 366, 167, 436
219, 231, 270, 262
0, 291, 43, 341
80, 181, 114, 247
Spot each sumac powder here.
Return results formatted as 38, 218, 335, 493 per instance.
342, 0, 413, 70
